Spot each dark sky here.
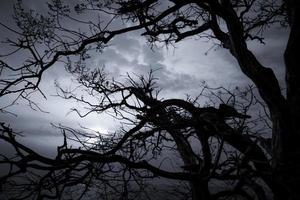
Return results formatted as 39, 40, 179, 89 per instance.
0, 0, 289, 154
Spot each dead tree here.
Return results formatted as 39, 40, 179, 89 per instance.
0, 0, 298, 199
1, 69, 274, 199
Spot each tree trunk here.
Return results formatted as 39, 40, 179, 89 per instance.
215, 1, 300, 199
190, 181, 210, 200
280, 0, 300, 199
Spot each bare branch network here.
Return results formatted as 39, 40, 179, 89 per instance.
1, 0, 299, 199
1, 69, 272, 199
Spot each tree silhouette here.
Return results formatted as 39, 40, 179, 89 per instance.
1, 70, 273, 199
0, 0, 298, 199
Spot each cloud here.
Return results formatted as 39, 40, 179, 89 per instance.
0, 1, 289, 158
111, 33, 141, 57
142, 44, 165, 64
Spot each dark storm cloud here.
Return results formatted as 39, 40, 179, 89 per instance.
92, 33, 204, 94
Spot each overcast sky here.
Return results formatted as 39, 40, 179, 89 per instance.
0, 0, 289, 154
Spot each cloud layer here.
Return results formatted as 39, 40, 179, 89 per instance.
0, 1, 288, 152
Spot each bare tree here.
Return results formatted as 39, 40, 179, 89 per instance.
0, 0, 298, 199
1, 67, 273, 199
